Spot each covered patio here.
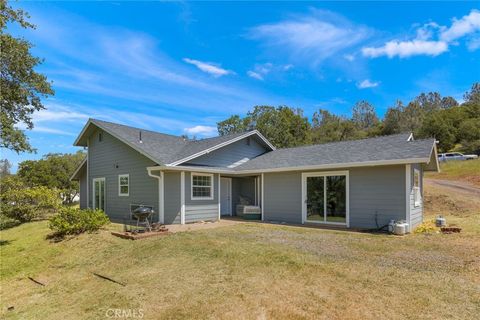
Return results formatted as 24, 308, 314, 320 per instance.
219, 174, 263, 220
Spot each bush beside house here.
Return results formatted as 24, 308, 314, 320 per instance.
49, 207, 109, 236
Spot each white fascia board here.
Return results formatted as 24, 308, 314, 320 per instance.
69, 157, 87, 181
147, 157, 430, 175
73, 118, 94, 146
167, 130, 276, 167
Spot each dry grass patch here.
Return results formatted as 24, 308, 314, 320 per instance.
1, 215, 480, 320
426, 159, 480, 186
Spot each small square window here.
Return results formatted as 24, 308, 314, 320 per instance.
191, 173, 213, 200
99, 132, 103, 142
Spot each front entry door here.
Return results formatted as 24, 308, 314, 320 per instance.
220, 178, 232, 216
93, 178, 106, 211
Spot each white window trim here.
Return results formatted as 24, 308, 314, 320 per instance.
118, 174, 129, 197
301, 170, 350, 227
413, 168, 421, 207
191, 172, 214, 200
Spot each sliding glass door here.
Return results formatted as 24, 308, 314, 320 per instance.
93, 178, 106, 211
303, 172, 348, 225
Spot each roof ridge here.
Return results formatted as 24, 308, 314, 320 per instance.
90, 118, 187, 140
273, 133, 414, 152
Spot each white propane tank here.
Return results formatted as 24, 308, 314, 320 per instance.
394, 222, 409, 235
436, 216, 446, 227
388, 220, 396, 233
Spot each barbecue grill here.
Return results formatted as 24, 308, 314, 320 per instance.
132, 206, 154, 232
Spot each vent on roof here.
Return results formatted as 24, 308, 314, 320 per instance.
139, 130, 143, 143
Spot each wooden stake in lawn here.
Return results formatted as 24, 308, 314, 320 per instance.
93, 273, 126, 286
28, 277, 45, 286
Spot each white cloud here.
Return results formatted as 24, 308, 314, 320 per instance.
184, 125, 217, 137
249, 9, 371, 65
467, 37, 480, 51
343, 54, 355, 61
247, 71, 264, 81
247, 62, 293, 80
357, 79, 380, 89
183, 58, 233, 77
363, 10, 480, 59
362, 40, 448, 58
32, 126, 77, 136
440, 10, 480, 42
33, 106, 89, 123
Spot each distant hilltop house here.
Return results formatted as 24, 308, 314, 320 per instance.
71, 119, 439, 232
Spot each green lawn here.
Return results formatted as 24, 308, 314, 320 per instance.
1, 209, 479, 319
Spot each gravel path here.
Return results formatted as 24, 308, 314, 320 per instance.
425, 178, 480, 197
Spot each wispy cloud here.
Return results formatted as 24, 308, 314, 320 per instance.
184, 125, 217, 137
248, 9, 372, 65
247, 62, 293, 80
440, 10, 480, 42
357, 79, 380, 89
247, 70, 264, 81
362, 40, 448, 58
21, 8, 285, 116
183, 58, 234, 77
363, 9, 480, 58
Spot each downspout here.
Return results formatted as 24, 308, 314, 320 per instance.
147, 168, 164, 224
86, 139, 89, 208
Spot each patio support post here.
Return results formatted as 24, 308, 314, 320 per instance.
261, 173, 264, 221
180, 171, 185, 224
218, 174, 221, 221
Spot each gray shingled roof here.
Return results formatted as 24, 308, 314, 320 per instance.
75, 119, 270, 165
234, 133, 435, 171
75, 119, 435, 172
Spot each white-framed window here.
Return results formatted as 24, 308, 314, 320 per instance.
118, 174, 129, 196
413, 169, 421, 207
191, 173, 214, 200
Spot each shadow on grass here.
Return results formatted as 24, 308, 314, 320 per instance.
0, 239, 12, 246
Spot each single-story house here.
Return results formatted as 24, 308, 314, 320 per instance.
71, 118, 439, 231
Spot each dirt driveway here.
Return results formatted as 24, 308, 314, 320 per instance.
425, 178, 480, 197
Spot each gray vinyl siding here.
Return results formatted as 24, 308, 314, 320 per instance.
349, 166, 406, 229
185, 136, 267, 168
79, 166, 87, 209
185, 204, 218, 223
87, 128, 159, 222
263, 165, 408, 229
409, 164, 424, 230
184, 172, 219, 222
164, 172, 181, 224
263, 171, 303, 224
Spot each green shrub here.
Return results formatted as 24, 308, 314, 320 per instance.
2, 186, 61, 222
49, 207, 109, 236
0, 214, 21, 230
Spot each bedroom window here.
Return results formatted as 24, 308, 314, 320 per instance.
118, 174, 129, 196
191, 173, 213, 200
413, 169, 421, 207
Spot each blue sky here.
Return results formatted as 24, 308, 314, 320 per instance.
3, 1, 480, 171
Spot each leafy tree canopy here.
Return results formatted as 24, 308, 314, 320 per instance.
217, 83, 479, 154
1, 0, 54, 153
17, 151, 85, 204
217, 105, 311, 148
